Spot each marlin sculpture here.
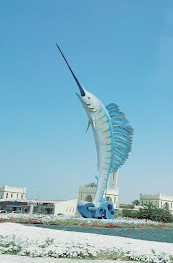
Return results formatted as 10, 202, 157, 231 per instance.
56, 43, 133, 219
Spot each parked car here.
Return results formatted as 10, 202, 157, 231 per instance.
11, 210, 22, 213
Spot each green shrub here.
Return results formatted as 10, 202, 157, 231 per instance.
137, 203, 173, 223
119, 203, 133, 209
123, 203, 173, 223
122, 210, 138, 218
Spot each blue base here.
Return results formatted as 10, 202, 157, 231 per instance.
77, 199, 115, 219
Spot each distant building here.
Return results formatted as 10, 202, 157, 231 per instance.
29, 199, 78, 216
29, 200, 59, 215
140, 193, 173, 214
53, 171, 119, 216
0, 200, 29, 213
78, 171, 119, 208
54, 199, 78, 216
0, 185, 78, 216
0, 176, 119, 216
0, 185, 26, 200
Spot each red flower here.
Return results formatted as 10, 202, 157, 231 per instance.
30, 220, 40, 224
80, 222, 88, 227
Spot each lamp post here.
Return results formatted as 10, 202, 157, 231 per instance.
28, 200, 37, 215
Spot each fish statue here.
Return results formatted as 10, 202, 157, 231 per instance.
56, 43, 133, 219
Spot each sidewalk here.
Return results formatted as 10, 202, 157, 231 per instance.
0, 254, 138, 263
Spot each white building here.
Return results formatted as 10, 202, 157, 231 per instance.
0, 185, 26, 200
0, 174, 119, 216
54, 199, 78, 216
140, 193, 173, 214
78, 171, 119, 208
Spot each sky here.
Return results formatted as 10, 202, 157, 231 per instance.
0, 0, 173, 203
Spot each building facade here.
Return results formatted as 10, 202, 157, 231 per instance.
78, 171, 119, 208
140, 193, 173, 214
0, 176, 119, 216
54, 199, 78, 216
0, 201, 30, 213
0, 184, 78, 216
0, 185, 26, 200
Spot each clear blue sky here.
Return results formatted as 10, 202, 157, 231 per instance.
0, 0, 173, 203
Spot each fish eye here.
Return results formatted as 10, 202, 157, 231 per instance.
88, 96, 91, 99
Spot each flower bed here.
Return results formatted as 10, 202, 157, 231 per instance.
0, 213, 173, 229
0, 223, 172, 262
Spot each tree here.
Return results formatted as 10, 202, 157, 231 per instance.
85, 182, 97, 187
132, 200, 140, 206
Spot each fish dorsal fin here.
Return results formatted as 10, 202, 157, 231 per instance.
106, 103, 119, 111
106, 103, 133, 172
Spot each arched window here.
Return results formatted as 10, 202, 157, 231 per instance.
106, 196, 112, 202
85, 195, 92, 202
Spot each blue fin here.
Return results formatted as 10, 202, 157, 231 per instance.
106, 103, 133, 172
112, 126, 131, 136
106, 103, 119, 111
113, 133, 130, 145
109, 110, 125, 119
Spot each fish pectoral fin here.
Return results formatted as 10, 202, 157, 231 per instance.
86, 121, 91, 132
92, 118, 96, 129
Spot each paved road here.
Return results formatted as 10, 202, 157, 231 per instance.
0, 254, 138, 263
34, 224, 173, 243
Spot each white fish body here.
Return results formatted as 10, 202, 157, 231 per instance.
77, 89, 114, 204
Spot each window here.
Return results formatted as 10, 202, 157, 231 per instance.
17, 194, 18, 199
85, 195, 92, 202
106, 196, 112, 202
6, 193, 8, 198
11, 194, 13, 198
